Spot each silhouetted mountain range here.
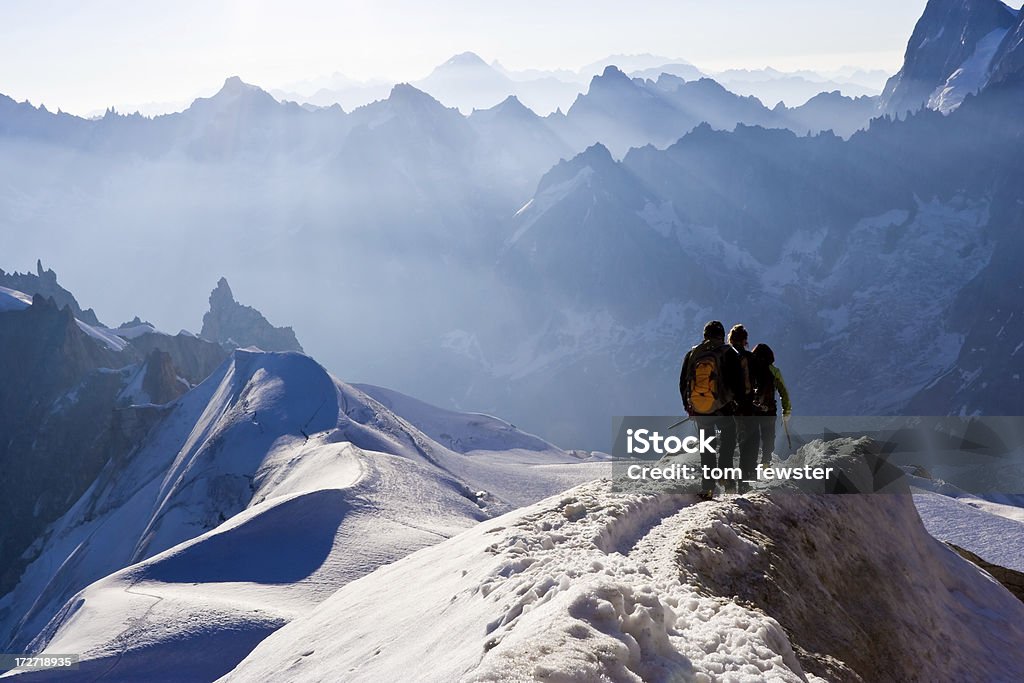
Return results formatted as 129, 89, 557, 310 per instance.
2, 0, 1023, 450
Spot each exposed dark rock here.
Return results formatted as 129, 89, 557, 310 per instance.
678, 493, 1014, 682
0, 296, 132, 594
0, 286, 221, 597
988, 11, 1024, 88
200, 277, 303, 353
104, 404, 172, 468
141, 348, 187, 405
948, 542, 1024, 603
127, 330, 228, 387
879, 0, 1018, 115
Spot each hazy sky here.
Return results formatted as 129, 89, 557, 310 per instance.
2, 0, 1021, 115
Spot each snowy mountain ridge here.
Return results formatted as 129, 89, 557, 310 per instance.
2, 286, 1024, 680
880, 0, 1024, 114
0, 345, 603, 678
219, 461, 1024, 682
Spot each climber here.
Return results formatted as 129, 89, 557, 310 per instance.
750, 343, 792, 466
680, 320, 743, 496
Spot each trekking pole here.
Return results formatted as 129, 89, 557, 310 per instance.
783, 417, 793, 450
667, 416, 692, 430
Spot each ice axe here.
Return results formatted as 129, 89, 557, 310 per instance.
667, 416, 692, 430
783, 415, 793, 450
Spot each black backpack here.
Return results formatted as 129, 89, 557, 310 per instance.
751, 345, 775, 413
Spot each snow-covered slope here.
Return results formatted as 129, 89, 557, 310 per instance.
354, 382, 557, 454
907, 472, 1024, 571
914, 491, 1024, 571
0, 286, 32, 311
0, 350, 605, 679
926, 26, 1010, 112
353, 382, 603, 510
220, 468, 1024, 682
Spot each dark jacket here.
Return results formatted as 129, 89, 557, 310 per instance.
751, 343, 792, 417
733, 346, 756, 416
753, 364, 792, 417
679, 337, 743, 416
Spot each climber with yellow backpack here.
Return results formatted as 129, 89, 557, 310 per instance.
679, 320, 744, 496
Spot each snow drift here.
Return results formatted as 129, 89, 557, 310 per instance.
220, 446, 1024, 682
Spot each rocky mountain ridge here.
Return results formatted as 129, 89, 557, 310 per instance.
880, 0, 1022, 114
200, 277, 303, 353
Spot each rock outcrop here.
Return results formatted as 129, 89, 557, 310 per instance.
126, 329, 228, 386
879, 0, 1018, 114
200, 278, 303, 353
0, 289, 207, 597
950, 542, 1024, 603
0, 260, 102, 325
141, 348, 188, 405
0, 295, 131, 594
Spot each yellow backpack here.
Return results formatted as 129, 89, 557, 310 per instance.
687, 343, 730, 415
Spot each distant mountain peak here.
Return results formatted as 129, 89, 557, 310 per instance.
584, 66, 636, 97
0, 260, 102, 326
388, 83, 433, 101
440, 52, 490, 69
183, 76, 280, 117
414, 52, 518, 113
493, 94, 532, 115
217, 76, 263, 97
554, 141, 616, 170
384, 83, 451, 114
579, 141, 614, 163
805, 90, 850, 103
466, 94, 542, 126
581, 53, 693, 78
535, 142, 617, 193
690, 76, 732, 93
599, 65, 631, 81
880, 0, 1017, 114
211, 276, 233, 303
